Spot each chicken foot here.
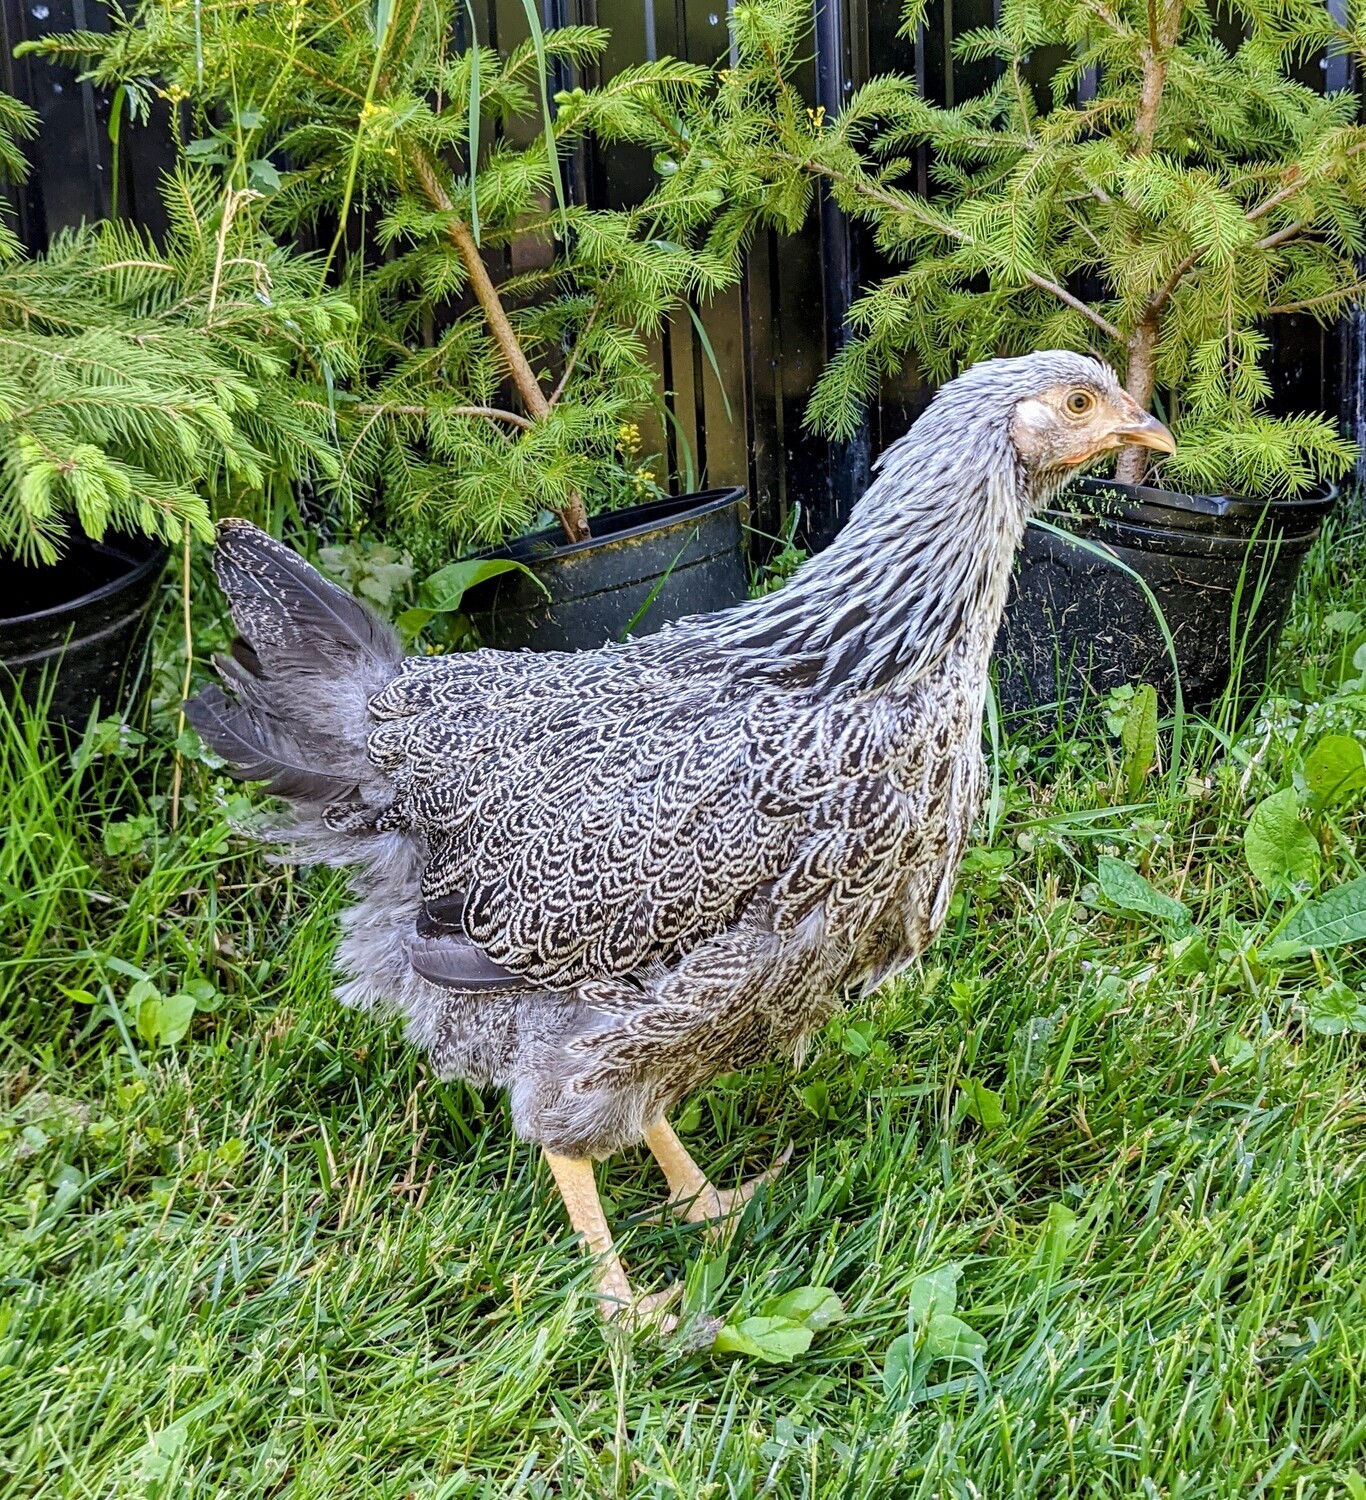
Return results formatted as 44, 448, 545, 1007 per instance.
542, 1149, 679, 1330
643, 1118, 793, 1239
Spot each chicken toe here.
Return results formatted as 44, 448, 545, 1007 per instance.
543, 1148, 679, 1333
643, 1118, 792, 1240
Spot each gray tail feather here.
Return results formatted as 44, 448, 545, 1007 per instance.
185, 520, 404, 807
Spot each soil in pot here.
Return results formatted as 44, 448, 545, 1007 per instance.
0, 531, 169, 725
995, 476, 1335, 720
465, 487, 747, 652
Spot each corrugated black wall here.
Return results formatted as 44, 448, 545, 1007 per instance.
2, 0, 1356, 544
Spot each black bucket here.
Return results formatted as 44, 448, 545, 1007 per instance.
467, 487, 747, 652
0, 532, 169, 725
995, 476, 1336, 719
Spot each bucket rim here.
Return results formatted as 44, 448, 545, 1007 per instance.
489, 486, 746, 566
1070, 475, 1339, 525
1035, 511, 1325, 557
0, 532, 170, 630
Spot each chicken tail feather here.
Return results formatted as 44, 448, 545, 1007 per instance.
185, 520, 404, 807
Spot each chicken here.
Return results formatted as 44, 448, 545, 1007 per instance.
187, 350, 1174, 1325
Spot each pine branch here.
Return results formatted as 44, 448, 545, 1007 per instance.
801, 156, 1124, 341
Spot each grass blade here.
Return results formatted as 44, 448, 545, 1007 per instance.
464, 1, 481, 245
1030, 514, 1185, 793
686, 302, 734, 425
516, 0, 568, 235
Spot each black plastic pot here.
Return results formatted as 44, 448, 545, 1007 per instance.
466, 487, 748, 652
995, 476, 1336, 718
0, 531, 169, 725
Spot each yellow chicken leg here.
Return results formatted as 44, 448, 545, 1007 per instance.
543, 1149, 678, 1329
643, 1118, 792, 1238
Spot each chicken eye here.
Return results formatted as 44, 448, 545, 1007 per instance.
1066, 390, 1095, 416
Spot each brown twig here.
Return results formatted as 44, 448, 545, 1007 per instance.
1245, 168, 1305, 224
548, 297, 603, 410
355, 401, 534, 429
406, 146, 590, 541
408, 149, 550, 419
1141, 248, 1200, 322
1267, 280, 1366, 315
1252, 221, 1307, 253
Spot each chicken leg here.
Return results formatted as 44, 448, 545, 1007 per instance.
643, 1118, 792, 1237
542, 1149, 678, 1329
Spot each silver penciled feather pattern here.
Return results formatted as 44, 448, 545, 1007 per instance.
190, 351, 1117, 1159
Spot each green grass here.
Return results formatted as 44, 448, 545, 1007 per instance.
6, 520, 1366, 1497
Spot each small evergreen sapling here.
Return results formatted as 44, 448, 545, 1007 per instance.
0, 97, 354, 564
689, 0, 1366, 497
36, 3, 744, 547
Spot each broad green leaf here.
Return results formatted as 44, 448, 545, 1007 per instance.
1221, 1031, 1257, 1069
1096, 855, 1190, 926
1244, 789, 1318, 890
959, 1077, 1006, 1129
156, 992, 198, 1047
183, 978, 220, 1009
1305, 982, 1366, 1035
217, 1137, 247, 1167
960, 846, 1015, 878
839, 1018, 877, 1056
1038, 1201, 1079, 1275
799, 1081, 830, 1119
1271, 877, 1366, 954
1304, 734, 1366, 807
103, 813, 157, 858
419, 557, 546, 613
1120, 683, 1158, 799
247, 158, 281, 192
763, 1286, 844, 1330
1169, 928, 1211, 975
131, 979, 198, 1047
882, 1331, 914, 1402
394, 607, 436, 643
130, 978, 163, 1045
908, 1265, 959, 1327
1332, 630, 1366, 685
712, 1315, 812, 1363
922, 1312, 988, 1364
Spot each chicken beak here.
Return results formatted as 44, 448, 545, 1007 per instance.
1112, 411, 1176, 455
